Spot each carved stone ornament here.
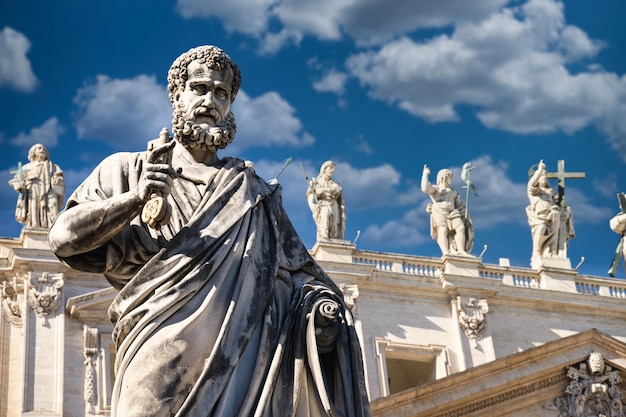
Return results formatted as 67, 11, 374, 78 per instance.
456, 296, 489, 339
1, 274, 25, 327
553, 351, 624, 417
27, 271, 64, 325
339, 283, 359, 311
83, 326, 99, 408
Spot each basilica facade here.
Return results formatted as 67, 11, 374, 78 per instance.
2, 228, 626, 416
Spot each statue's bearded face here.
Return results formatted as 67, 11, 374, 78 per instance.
29, 144, 49, 162
171, 61, 236, 152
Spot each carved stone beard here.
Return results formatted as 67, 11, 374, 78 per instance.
171, 103, 237, 152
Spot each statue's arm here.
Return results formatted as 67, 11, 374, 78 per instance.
421, 164, 435, 194
528, 160, 545, 190
49, 192, 145, 258
50, 142, 177, 258
610, 213, 626, 235
306, 179, 318, 213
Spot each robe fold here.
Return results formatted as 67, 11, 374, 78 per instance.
54, 151, 370, 417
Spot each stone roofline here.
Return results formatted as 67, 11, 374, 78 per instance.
310, 239, 626, 302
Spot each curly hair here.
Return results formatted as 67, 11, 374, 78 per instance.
167, 45, 242, 105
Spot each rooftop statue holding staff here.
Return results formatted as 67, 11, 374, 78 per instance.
49, 45, 370, 417
421, 164, 474, 256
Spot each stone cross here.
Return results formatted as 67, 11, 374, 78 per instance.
545, 160, 585, 207
10, 161, 29, 186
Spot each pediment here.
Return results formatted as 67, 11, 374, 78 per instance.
371, 329, 626, 417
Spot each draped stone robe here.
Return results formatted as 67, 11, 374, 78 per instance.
53, 151, 370, 417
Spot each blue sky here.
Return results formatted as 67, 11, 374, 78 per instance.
1, 0, 625, 277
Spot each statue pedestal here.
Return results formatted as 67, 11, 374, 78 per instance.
532, 257, 577, 292
530, 256, 571, 270
442, 254, 481, 278
310, 239, 355, 263
21, 227, 51, 250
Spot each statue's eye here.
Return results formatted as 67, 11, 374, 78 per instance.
191, 84, 208, 95
214, 87, 228, 100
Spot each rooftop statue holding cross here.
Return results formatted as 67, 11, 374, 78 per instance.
8, 143, 65, 229
526, 159, 584, 268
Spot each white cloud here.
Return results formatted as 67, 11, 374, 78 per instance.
363, 208, 429, 248
73, 75, 172, 151
333, 161, 411, 209
273, 0, 349, 41
175, 0, 508, 52
312, 69, 348, 95
230, 90, 315, 152
337, 0, 508, 46
0, 27, 37, 92
176, 0, 278, 36
596, 77, 626, 161
176, 0, 625, 159
259, 29, 303, 55
271, 0, 509, 49
10, 117, 65, 148
344, 0, 626, 157
558, 25, 602, 61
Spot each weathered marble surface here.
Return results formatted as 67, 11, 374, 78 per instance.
49, 45, 370, 417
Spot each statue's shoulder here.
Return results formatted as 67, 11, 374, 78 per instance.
221, 156, 260, 177
97, 151, 145, 170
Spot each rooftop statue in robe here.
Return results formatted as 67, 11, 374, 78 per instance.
48, 45, 370, 417
9, 143, 65, 229
307, 160, 347, 241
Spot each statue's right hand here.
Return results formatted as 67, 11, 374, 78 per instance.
137, 141, 180, 202
423, 164, 430, 175
538, 160, 545, 172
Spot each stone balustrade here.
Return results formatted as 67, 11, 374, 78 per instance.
347, 247, 626, 298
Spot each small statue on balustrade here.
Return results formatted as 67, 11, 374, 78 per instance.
608, 192, 626, 277
421, 164, 474, 256
526, 160, 576, 267
307, 160, 346, 241
8, 143, 65, 229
